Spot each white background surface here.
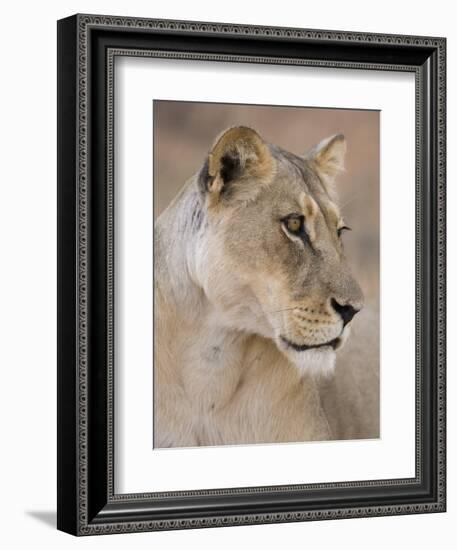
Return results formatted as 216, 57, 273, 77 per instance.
115, 58, 415, 493
0, 0, 455, 548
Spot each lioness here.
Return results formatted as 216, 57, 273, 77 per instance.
154, 126, 364, 447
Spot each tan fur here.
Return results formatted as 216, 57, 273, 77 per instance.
154, 127, 364, 448
206, 126, 276, 209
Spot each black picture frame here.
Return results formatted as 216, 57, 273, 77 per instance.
57, 13, 446, 536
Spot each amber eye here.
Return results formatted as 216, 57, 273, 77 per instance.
283, 215, 305, 235
286, 217, 302, 233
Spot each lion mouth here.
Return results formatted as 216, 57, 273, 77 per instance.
280, 335, 340, 352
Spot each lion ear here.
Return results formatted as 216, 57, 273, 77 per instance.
198, 126, 275, 205
306, 134, 346, 190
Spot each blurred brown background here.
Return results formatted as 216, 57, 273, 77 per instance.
153, 100, 380, 440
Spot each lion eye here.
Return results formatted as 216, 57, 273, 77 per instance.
337, 225, 351, 238
281, 214, 308, 242
286, 218, 303, 233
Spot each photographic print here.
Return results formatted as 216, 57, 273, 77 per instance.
153, 100, 380, 448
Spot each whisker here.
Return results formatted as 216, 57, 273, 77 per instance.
340, 194, 358, 210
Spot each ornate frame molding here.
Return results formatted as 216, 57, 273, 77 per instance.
57, 14, 446, 536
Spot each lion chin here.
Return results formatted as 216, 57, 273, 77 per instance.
276, 326, 351, 378
281, 346, 336, 378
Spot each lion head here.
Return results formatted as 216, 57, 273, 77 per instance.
191, 126, 364, 376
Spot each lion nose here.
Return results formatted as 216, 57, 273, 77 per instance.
330, 298, 360, 326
